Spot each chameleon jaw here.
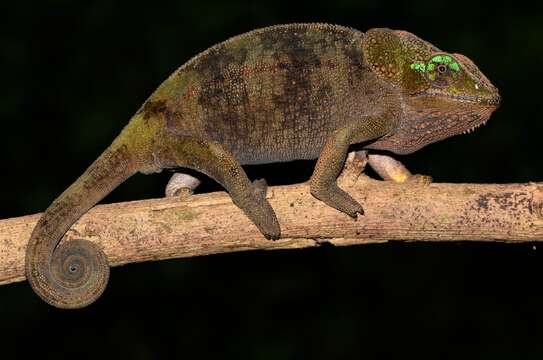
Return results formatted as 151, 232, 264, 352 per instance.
411, 91, 499, 136
462, 120, 487, 134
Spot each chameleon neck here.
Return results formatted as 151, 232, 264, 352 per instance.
24, 119, 147, 308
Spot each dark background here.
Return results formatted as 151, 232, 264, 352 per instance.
1, 0, 543, 358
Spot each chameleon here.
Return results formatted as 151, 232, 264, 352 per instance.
25, 23, 501, 308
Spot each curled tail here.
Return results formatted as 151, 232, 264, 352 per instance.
25, 133, 142, 308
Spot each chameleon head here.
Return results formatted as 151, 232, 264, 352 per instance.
362, 28, 501, 154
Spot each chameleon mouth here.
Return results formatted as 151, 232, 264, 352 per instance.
418, 91, 501, 107
446, 93, 501, 106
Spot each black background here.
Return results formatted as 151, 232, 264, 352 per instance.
1, 0, 543, 358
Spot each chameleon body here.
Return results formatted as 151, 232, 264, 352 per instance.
25, 23, 500, 308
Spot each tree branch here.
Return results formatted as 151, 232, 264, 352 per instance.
2, 154, 543, 287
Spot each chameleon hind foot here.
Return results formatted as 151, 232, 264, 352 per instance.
311, 184, 364, 218
167, 138, 280, 240
249, 178, 280, 240
245, 193, 280, 240
229, 177, 279, 240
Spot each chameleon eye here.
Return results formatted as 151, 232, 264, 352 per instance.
437, 64, 447, 73
422, 54, 461, 87
409, 54, 461, 87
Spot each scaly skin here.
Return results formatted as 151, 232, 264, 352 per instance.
25, 23, 501, 308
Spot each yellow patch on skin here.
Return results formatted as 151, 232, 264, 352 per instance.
390, 173, 408, 183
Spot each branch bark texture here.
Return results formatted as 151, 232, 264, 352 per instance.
2, 170, 543, 286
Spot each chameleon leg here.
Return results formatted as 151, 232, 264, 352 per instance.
367, 154, 432, 185
310, 115, 394, 216
168, 138, 280, 240
310, 128, 364, 217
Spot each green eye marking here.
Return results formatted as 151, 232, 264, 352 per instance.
410, 62, 426, 72
410, 55, 460, 76
431, 55, 453, 64
449, 62, 460, 72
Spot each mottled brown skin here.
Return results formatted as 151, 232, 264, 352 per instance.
25, 23, 501, 308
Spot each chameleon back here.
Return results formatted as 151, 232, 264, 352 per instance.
139, 24, 384, 164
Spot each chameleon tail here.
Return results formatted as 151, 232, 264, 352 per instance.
25, 125, 145, 308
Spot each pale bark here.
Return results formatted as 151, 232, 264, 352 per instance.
2, 155, 543, 287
